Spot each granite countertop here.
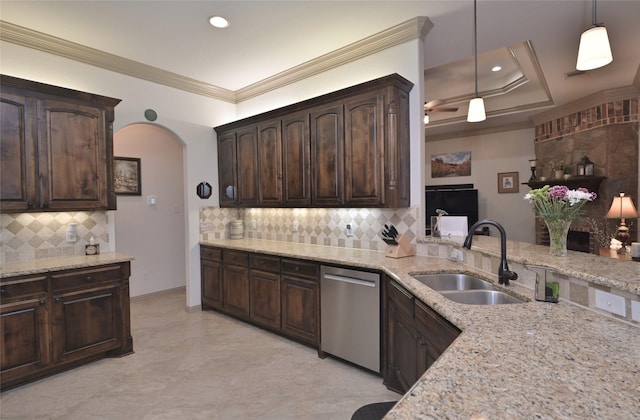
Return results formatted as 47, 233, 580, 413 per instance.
200, 238, 640, 418
0, 252, 134, 278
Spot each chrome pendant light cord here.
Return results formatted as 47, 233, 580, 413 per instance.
592, 0, 597, 26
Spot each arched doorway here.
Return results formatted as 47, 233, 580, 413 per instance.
114, 124, 186, 297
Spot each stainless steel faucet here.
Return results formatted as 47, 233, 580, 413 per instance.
463, 220, 518, 285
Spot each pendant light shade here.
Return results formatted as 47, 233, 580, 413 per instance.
576, 26, 612, 70
576, 0, 613, 71
467, 97, 486, 122
467, 0, 486, 123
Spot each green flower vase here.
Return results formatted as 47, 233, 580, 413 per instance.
544, 219, 572, 257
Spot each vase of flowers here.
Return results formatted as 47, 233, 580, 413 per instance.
524, 185, 597, 256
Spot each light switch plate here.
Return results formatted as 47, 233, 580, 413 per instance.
594, 289, 626, 317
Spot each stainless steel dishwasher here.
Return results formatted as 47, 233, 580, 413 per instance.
320, 265, 380, 373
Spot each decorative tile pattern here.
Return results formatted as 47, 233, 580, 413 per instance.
1, 212, 110, 264
534, 98, 639, 143
200, 207, 419, 251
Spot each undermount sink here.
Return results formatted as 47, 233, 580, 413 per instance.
440, 290, 525, 305
412, 273, 495, 291
411, 273, 526, 305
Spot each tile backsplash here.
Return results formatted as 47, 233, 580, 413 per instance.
1, 212, 111, 264
199, 207, 419, 251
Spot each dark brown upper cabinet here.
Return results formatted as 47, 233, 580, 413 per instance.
0, 75, 120, 213
214, 73, 413, 208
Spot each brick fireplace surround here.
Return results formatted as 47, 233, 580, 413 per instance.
534, 97, 639, 253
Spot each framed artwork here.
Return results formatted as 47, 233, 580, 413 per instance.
114, 157, 141, 195
498, 171, 519, 193
431, 151, 471, 178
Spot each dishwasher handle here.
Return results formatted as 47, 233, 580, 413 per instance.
322, 273, 376, 287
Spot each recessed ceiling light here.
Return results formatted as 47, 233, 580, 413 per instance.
491, 66, 502, 72
209, 16, 229, 28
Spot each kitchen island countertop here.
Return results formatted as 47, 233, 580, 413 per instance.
200, 238, 639, 419
0, 252, 134, 278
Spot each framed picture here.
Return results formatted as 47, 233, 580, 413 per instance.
431, 151, 472, 178
114, 157, 141, 195
498, 171, 519, 193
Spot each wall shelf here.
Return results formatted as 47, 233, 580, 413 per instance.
524, 176, 606, 192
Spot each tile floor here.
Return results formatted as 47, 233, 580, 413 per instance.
0, 289, 399, 419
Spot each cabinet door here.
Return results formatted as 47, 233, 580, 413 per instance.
237, 126, 258, 206
344, 92, 385, 206
310, 104, 344, 206
51, 285, 121, 364
37, 98, 109, 210
201, 259, 223, 310
0, 92, 37, 211
386, 286, 419, 394
257, 120, 282, 206
222, 265, 250, 319
282, 111, 311, 206
217, 131, 238, 207
249, 269, 281, 329
281, 276, 319, 347
0, 297, 50, 387
415, 300, 460, 366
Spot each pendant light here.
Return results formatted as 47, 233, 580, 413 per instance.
467, 0, 486, 123
576, 0, 613, 71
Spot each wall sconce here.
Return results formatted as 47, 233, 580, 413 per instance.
605, 193, 639, 254
576, 155, 594, 176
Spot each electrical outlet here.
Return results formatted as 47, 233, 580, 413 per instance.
292, 221, 299, 232
449, 248, 463, 262
345, 223, 355, 237
199, 222, 213, 232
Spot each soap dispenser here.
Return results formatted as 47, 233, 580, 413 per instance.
526, 265, 559, 303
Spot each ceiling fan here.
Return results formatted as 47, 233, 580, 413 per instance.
424, 99, 459, 113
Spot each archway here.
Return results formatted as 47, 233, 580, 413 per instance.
114, 123, 186, 297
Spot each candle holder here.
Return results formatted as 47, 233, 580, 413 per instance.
528, 159, 538, 182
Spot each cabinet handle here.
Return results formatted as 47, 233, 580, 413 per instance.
27, 202, 34, 208
86, 276, 93, 282
39, 298, 46, 305
54, 296, 61, 302
294, 266, 300, 271
0, 288, 5, 295
41, 202, 49, 209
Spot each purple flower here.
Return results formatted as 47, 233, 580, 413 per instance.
548, 185, 569, 199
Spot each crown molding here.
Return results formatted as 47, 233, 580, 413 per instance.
235, 17, 432, 102
0, 20, 236, 102
1, 17, 431, 104
531, 85, 640, 124
425, 120, 534, 142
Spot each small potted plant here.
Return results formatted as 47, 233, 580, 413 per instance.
548, 160, 565, 179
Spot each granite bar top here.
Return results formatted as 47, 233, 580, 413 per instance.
0, 252, 134, 278
200, 238, 640, 418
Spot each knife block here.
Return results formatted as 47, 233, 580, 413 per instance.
385, 233, 416, 258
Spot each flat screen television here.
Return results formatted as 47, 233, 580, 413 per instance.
425, 185, 479, 235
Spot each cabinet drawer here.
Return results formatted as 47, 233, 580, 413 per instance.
281, 259, 319, 280
0, 275, 48, 300
249, 254, 280, 273
387, 280, 414, 318
201, 246, 222, 262
223, 250, 249, 267
51, 265, 122, 292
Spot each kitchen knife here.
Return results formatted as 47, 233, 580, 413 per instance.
389, 225, 399, 238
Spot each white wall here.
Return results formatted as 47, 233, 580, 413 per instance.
425, 128, 536, 243
114, 124, 186, 297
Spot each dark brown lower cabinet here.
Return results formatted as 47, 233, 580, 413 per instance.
0, 262, 132, 390
201, 246, 319, 348
384, 277, 460, 394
